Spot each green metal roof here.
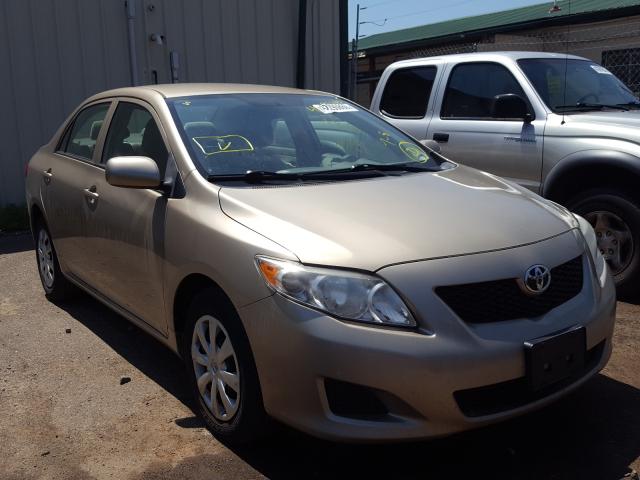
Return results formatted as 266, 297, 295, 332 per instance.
358, 0, 640, 51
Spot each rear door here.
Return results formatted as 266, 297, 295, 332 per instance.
373, 62, 442, 140
426, 61, 545, 192
44, 101, 112, 277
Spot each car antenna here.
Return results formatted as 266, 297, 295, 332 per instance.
559, 0, 571, 125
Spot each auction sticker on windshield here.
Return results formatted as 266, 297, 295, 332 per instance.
311, 103, 359, 114
590, 64, 613, 75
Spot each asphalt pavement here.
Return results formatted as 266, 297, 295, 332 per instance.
1, 233, 638, 480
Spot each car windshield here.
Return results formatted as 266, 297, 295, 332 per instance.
518, 58, 640, 112
167, 93, 448, 182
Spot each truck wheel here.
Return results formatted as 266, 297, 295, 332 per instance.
34, 221, 77, 301
568, 189, 640, 299
181, 287, 269, 445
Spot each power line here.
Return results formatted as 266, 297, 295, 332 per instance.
365, 0, 475, 24
363, 0, 404, 10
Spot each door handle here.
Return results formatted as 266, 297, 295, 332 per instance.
432, 133, 450, 143
83, 186, 99, 204
43, 168, 53, 184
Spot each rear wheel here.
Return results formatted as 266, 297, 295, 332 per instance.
34, 222, 77, 301
181, 287, 268, 445
568, 189, 640, 299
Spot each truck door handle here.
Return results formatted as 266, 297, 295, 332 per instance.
432, 133, 450, 143
83, 186, 100, 204
43, 168, 53, 184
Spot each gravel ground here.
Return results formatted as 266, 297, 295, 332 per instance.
1, 234, 638, 480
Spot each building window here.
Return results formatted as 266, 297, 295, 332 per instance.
380, 66, 437, 118
602, 48, 640, 96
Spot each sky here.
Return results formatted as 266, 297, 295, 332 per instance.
348, 0, 551, 39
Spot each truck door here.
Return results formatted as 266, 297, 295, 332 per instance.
373, 64, 441, 140
427, 61, 545, 192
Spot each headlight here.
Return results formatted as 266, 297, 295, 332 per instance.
574, 214, 607, 282
255, 256, 416, 327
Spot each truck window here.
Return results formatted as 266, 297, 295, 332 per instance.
380, 66, 437, 118
441, 62, 527, 119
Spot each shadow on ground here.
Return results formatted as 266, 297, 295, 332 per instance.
0, 233, 33, 255
55, 290, 640, 480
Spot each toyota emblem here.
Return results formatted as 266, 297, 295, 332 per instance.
522, 264, 551, 295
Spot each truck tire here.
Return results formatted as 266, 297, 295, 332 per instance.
567, 189, 640, 299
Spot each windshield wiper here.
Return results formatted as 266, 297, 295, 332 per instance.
555, 102, 629, 112
299, 162, 434, 176
617, 101, 640, 109
207, 163, 435, 184
207, 170, 302, 184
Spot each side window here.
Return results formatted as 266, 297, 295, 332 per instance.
103, 102, 169, 177
441, 62, 528, 119
380, 66, 437, 118
60, 103, 110, 161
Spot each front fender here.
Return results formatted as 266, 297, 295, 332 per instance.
543, 149, 640, 199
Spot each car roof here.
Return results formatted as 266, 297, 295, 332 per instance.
389, 51, 588, 68
89, 83, 329, 101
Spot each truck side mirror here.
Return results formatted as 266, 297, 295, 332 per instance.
491, 94, 532, 123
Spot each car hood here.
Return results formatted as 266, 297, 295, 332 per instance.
218, 166, 576, 271
549, 109, 640, 141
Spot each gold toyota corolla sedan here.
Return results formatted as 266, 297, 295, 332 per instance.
25, 84, 615, 444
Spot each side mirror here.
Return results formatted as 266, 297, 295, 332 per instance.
420, 139, 441, 153
491, 94, 532, 122
105, 156, 161, 189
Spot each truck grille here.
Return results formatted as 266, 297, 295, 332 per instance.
435, 256, 584, 324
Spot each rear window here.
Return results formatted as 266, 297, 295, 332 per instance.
380, 66, 437, 118
59, 103, 110, 161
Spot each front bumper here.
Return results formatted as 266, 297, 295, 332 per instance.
239, 231, 616, 441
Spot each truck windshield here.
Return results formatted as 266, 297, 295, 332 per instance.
167, 93, 448, 182
518, 58, 639, 112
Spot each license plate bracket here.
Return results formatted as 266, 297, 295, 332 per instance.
525, 326, 586, 391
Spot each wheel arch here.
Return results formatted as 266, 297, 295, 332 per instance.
172, 273, 238, 355
543, 150, 640, 205
29, 203, 45, 239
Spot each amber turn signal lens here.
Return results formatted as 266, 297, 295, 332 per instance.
257, 259, 280, 287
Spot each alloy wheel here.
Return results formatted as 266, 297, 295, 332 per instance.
37, 228, 55, 288
191, 315, 240, 421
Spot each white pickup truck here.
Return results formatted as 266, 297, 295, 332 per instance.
371, 51, 640, 297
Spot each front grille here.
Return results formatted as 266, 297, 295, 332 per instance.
435, 256, 584, 324
454, 340, 605, 417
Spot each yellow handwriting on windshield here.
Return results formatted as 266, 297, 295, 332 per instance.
192, 135, 255, 156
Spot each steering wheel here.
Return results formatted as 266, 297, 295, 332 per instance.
319, 140, 347, 156
577, 93, 599, 104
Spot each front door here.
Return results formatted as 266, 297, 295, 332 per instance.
427, 62, 545, 192
82, 99, 171, 334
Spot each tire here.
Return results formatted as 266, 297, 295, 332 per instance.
181, 287, 268, 445
34, 221, 77, 301
567, 189, 640, 299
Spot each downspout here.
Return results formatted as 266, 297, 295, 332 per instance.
296, 0, 308, 89
125, 0, 140, 86
339, 0, 349, 97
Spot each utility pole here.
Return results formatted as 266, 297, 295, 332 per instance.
351, 4, 365, 100
351, 4, 387, 102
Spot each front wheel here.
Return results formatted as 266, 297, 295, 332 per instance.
181, 288, 268, 445
568, 189, 640, 299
